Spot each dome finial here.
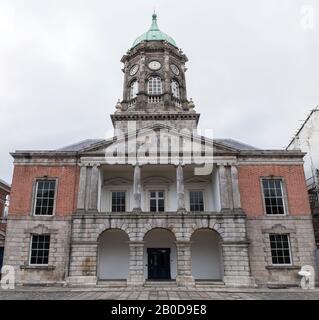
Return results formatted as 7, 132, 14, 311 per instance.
150, 11, 159, 31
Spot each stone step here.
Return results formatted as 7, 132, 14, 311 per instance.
96, 280, 127, 288
195, 280, 225, 288
144, 281, 177, 287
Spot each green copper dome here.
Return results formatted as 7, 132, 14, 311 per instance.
131, 13, 177, 48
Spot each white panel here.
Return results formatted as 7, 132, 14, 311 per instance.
191, 229, 223, 279
144, 229, 177, 279
98, 230, 129, 279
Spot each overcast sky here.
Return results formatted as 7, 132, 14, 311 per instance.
1, 0, 319, 183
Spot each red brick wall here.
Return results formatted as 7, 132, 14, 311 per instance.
238, 165, 311, 217
9, 165, 79, 216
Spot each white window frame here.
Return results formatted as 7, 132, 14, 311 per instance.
104, 187, 130, 213
148, 76, 162, 95
129, 80, 138, 100
185, 181, 209, 212
189, 190, 205, 212
171, 80, 180, 99
261, 177, 288, 216
145, 186, 168, 212
33, 178, 58, 217
269, 234, 293, 266
29, 234, 51, 266
149, 190, 165, 212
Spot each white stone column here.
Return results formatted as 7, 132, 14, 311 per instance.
127, 241, 145, 286
230, 165, 241, 209
77, 165, 87, 211
176, 164, 185, 211
218, 164, 232, 210
88, 164, 99, 211
175, 241, 195, 287
133, 165, 142, 212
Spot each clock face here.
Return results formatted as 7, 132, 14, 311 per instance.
129, 64, 139, 76
148, 61, 161, 70
170, 64, 179, 75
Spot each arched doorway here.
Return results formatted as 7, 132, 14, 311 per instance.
98, 229, 129, 280
144, 228, 177, 280
191, 228, 223, 280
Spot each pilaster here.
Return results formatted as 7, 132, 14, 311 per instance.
127, 241, 145, 286
175, 241, 195, 287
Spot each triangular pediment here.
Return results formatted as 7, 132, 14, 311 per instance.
79, 123, 239, 156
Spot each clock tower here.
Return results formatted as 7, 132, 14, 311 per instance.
111, 13, 199, 132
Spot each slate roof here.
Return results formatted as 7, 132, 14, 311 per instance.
0, 179, 11, 189
57, 139, 105, 152
215, 139, 259, 151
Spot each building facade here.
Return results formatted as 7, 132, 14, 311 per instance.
4, 14, 317, 288
287, 108, 319, 247
0, 179, 10, 274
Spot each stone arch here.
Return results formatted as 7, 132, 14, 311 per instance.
97, 228, 130, 280
97, 221, 133, 240
190, 228, 224, 280
189, 221, 225, 241
142, 221, 178, 240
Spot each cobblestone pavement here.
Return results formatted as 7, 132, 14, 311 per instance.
0, 286, 319, 300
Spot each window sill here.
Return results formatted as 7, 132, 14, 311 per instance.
20, 265, 55, 270
264, 214, 288, 217
266, 265, 300, 270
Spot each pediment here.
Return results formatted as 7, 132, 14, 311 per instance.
184, 177, 210, 184
103, 177, 132, 186
142, 176, 173, 185
80, 124, 239, 157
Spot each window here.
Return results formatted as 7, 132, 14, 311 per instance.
269, 234, 292, 265
171, 80, 180, 99
111, 191, 126, 212
34, 180, 56, 216
29, 235, 50, 265
262, 178, 285, 215
190, 191, 204, 211
150, 191, 165, 212
129, 80, 138, 100
148, 77, 162, 95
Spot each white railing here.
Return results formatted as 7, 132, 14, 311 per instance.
148, 95, 162, 103
173, 98, 182, 108
128, 98, 137, 109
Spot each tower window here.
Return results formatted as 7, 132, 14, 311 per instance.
129, 80, 138, 100
148, 77, 162, 95
171, 80, 180, 99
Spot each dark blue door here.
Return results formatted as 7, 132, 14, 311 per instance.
147, 248, 171, 280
